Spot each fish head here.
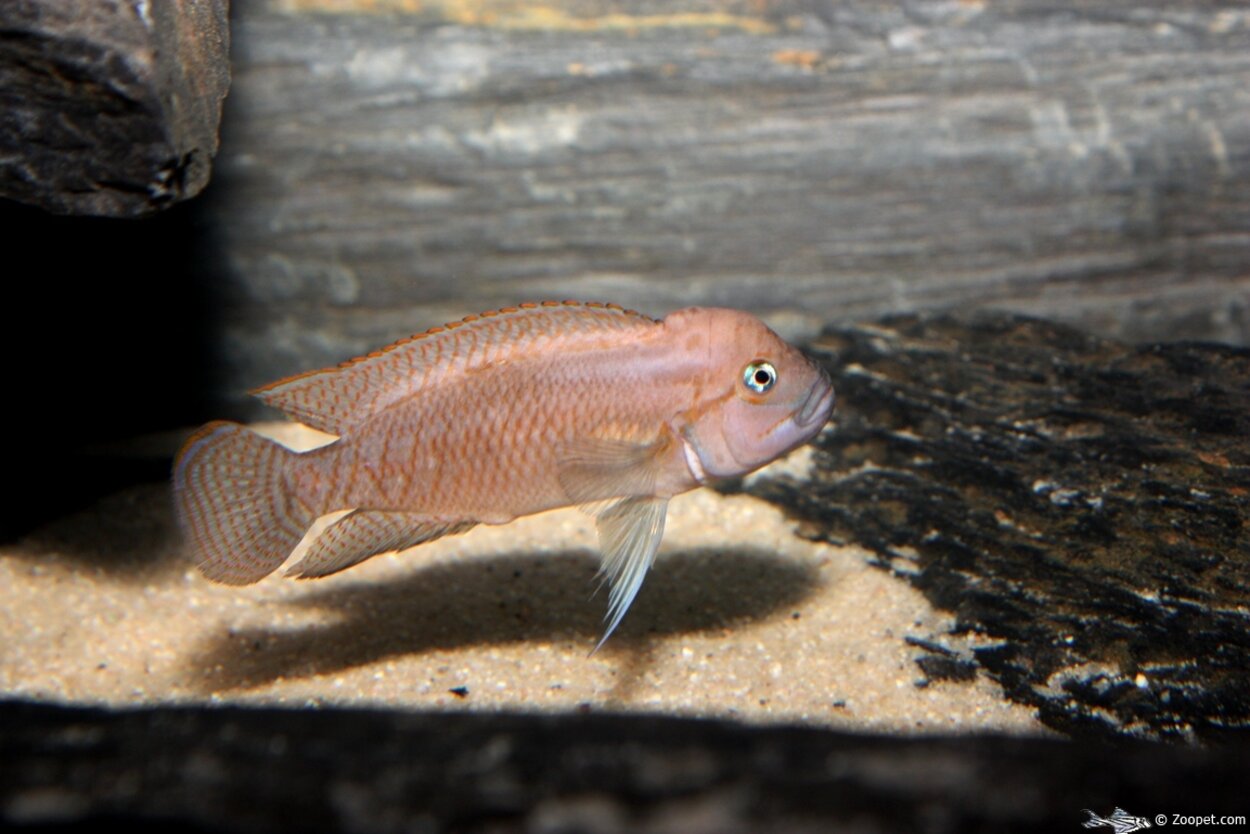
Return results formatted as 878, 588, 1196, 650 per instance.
666, 307, 836, 480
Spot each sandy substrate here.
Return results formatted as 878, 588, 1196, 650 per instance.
1, 425, 1043, 735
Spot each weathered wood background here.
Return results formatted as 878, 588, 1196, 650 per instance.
195, 0, 1250, 404
3, 1, 1248, 411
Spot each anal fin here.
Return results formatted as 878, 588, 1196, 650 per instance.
591, 495, 669, 653
287, 510, 476, 579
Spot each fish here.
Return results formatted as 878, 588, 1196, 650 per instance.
1082, 809, 1153, 834
173, 301, 835, 649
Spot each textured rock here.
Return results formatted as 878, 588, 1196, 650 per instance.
747, 312, 1250, 742
0, 0, 230, 215
192, 0, 1250, 401
1, 702, 1246, 833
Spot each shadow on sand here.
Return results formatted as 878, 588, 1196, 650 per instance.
190, 546, 821, 693
7, 483, 181, 578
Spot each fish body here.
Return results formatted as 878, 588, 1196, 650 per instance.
1082, 809, 1152, 834
174, 301, 835, 647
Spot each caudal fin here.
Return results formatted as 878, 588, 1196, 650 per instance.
172, 421, 313, 584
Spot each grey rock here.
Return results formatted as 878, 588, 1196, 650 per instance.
195, 1, 1250, 398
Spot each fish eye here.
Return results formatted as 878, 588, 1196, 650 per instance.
742, 360, 777, 394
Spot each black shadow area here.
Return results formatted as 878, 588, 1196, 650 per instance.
5, 483, 182, 578
0, 197, 225, 540
190, 547, 820, 692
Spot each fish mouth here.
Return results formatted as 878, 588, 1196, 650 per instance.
795, 370, 835, 429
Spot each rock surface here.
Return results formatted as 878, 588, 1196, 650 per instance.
747, 312, 1250, 742
0, 0, 230, 215
192, 1, 1250, 399
2, 701, 1246, 833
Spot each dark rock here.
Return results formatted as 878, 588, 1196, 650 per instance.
906, 636, 979, 684
1, 701, 1246, 833
747, 312, 1250, 742
0, 0, 230, 215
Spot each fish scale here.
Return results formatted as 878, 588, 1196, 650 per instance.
173, 302, 835, 648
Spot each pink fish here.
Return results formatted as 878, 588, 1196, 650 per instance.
173, 301, 834, 648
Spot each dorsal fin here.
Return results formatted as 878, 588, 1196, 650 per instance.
252, 301, 658, 434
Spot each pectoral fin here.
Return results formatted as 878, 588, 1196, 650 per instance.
557, 433, 674, 505
591, 495, 669, 652
287, 510, 476, 578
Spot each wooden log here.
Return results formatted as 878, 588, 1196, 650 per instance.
0, 0, 230, 216
747, 312, 1250, 742
199, 1, 1249, 397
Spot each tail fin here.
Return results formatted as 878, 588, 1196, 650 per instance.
172, 421, 313, 584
